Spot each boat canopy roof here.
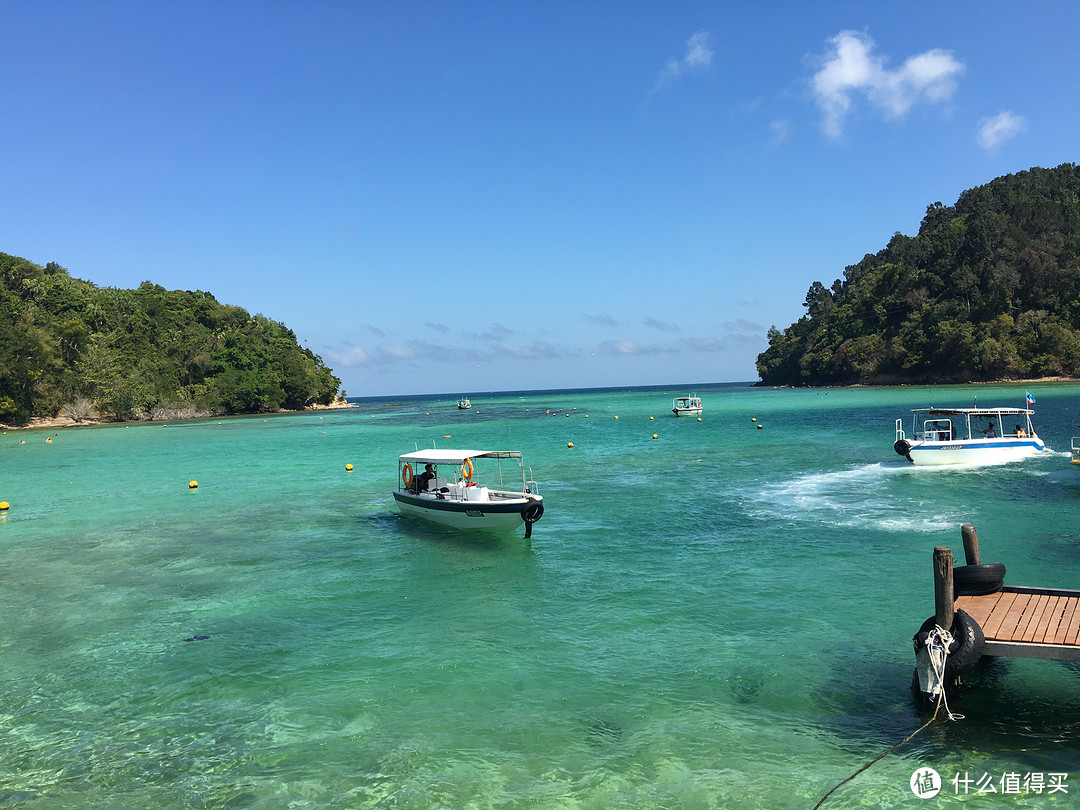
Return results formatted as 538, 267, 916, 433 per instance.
913, 407, 1034, 416
398, 449, 523, 465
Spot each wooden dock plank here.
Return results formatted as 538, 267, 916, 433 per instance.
981, 592, 1016, 637
1050, 596, 1080, 645
954, 587, 1080, 659
1019, 594, 1051, 642
1038, 596, 1065, 644
1033, 596, 1064, 643
1067, 601, 1080, 646
999, 592, 1034, 641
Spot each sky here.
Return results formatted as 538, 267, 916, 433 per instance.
2, 2, 1078, 397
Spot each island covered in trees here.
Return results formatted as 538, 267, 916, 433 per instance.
756, 163, 1080, 386
0, 252, 341, 425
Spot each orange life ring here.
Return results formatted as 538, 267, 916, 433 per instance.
401, 463, 414, 486
461, 458, 474, 481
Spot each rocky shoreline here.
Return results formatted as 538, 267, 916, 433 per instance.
1, 396, 357, 432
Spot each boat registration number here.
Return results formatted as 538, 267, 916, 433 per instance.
466, 510, 485, 518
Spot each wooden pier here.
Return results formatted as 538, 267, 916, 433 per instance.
933, 524, 1080, 662
956, 586, 1080, 661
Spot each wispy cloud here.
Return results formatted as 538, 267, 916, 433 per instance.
642, 316, 676, 332
584, 313, 620, 328
653, 31, 713, 93
599, 339, 652, 356
326, 344, 370, 367
976, 111, 1026, 149
491, 340, 561, 360
769, 118, 792, 146
811, 30, 964, 138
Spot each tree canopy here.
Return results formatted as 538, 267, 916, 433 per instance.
0, 254, 341, 424
756, 164, 1080, 386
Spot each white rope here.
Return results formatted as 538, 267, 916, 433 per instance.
812, 622, 966, 808
925, 624, 964, 721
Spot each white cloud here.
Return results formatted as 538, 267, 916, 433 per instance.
378, 343, 418, 360
977, 111, 1026, 149
811, 30, 964, 138
654, 31, 713, 92
493, 340, 561, 360
600, 339, 650, 356
326, 344, 370, 367
769, 118, 792, 146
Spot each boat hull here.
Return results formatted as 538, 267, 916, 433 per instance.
904, 438, 1046, 466
393, 490, 534, 531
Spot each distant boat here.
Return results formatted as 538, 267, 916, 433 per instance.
457, 396, 471, 410
893, 405, 1045, 466
672, 394, 703, 417
393, 449, 544, 537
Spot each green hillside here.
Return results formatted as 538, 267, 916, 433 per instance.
0, 253, 340, 425
756, 163, 1080, 385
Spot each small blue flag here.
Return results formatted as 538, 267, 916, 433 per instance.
1026, 391, 1035, 405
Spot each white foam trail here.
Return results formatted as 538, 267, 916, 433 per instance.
753, 463, 955, 532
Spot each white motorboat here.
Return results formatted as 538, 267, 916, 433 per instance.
457, 396, 471, 410
393, 448, 544, 537
672, 394, 702, 417
893, 406, 1045, 466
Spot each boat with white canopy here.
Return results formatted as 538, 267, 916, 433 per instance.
672, 394, 702, 417
893, 406, 1045, 466
394, 448, 544, 536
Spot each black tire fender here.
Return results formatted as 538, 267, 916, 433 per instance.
913, 609, 985, 676
894, 439, 912, 458
521, 501, 544, 524
954, 562, 1006, 596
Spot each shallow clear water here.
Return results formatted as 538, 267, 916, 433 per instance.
3, 382, 1080, 808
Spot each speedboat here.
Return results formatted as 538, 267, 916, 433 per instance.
672, 394, 703, 417
457, 396, 471, 409
393, 448, 544, 537
893, 406, 1045, 466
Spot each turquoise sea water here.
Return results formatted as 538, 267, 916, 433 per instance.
4, 382, 1080, 809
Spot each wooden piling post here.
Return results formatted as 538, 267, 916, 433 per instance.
934, 546, 955, 631
961, 523, 981, 566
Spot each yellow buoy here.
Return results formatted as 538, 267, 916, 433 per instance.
345, 464, 353, 471
697, 417, 702, 421
652, 433, 659, 439
757, 424, 763, 430
189, 481, 198, 489
0, 501, 9, 510
751, 417, 757, 422
567, 442, 574, 448
650, 416, 654, 420
614, 415, 619, 420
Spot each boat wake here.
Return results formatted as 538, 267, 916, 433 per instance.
752, 462, 956, 533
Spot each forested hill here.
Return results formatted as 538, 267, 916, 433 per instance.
756, 163, 1080, 386
0, 253, 341, 425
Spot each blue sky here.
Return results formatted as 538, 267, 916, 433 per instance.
3, 2, 1078, 397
